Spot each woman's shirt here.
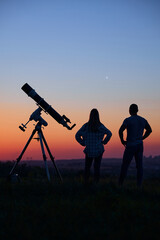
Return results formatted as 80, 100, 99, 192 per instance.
75, 123, 112, 157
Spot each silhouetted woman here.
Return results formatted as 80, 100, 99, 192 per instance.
75, 109, 112, 183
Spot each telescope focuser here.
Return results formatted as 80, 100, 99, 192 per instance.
61, 115, 76, 130
62, 115, 71, 123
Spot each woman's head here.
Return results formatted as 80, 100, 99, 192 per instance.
88, 108, 101, 131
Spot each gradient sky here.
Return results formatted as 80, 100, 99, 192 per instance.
0, 0, 160, 160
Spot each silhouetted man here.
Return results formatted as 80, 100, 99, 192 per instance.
119, 104, 152, 187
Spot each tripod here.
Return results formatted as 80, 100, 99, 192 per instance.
9, 122, 63, 182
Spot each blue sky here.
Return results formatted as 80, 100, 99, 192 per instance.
1, 0, 160, 104
0, 0, 160, 159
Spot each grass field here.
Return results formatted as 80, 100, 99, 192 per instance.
0, 162, 160, 240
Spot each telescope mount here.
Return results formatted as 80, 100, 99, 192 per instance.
9, 118, 63, 182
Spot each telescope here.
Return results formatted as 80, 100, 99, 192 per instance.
8, 83, 76, 182
20, 83, 76, 130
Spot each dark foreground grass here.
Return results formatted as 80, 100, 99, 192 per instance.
0, 171, 160, 240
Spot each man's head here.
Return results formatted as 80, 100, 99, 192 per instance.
129, 104, 138, 115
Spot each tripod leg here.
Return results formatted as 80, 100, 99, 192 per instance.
9, 128, 37, 177
38, 131, 51, 181
40, 130, 63, 182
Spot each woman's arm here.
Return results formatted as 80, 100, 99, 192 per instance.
101, 125, 112, 145
75, 123, 87, 146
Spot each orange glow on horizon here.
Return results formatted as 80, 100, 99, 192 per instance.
0, 103, 160, 161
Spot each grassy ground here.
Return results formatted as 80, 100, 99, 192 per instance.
0, 164, 160, 240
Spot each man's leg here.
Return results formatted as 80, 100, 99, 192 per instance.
135, 143, 143, 187
119, 146, 134, 186
84, 155, 93, 183
93, 154, 103, 183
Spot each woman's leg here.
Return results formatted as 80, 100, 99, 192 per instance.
84, 155, 93, 183
94, 154, 102, 183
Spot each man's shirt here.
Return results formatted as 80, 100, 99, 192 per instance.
122, 115, 150, 146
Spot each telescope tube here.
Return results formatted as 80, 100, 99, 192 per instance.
21, 83, 63, 124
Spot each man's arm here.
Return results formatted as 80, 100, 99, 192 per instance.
142, 122, 152, 140
119, 124, 127, 146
